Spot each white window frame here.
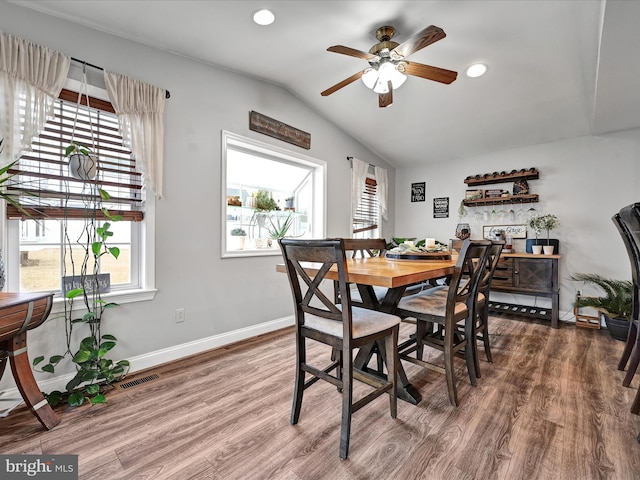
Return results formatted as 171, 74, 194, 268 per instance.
1, 78, 157, 310
221, 130, 326, 258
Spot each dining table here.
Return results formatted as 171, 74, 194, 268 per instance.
276, 254, 456, 405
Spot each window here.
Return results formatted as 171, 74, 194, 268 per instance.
353, 176, 380, 239
221, 131, 325, 257
4, 87, 153, 300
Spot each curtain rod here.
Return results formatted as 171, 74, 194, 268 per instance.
71, 57, 171, 99
346, 156, 375, 167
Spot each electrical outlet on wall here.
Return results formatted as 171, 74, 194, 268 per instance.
175, 308, 185, 323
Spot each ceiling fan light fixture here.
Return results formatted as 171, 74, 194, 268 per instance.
373, 77, 390, 94
390, 66, 407, 89
465, 63, 487, 78
252, 9, 276, 26
362, 68, 378, 89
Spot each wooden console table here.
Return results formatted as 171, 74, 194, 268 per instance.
488, 253, 561, 328
0, 292, 59, 429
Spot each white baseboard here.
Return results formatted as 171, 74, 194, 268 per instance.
0, 315, 295, 401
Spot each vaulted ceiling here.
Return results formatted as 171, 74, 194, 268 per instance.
10, 0, 639, 168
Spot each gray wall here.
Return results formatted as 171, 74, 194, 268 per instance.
395, 130, 640, 317
0, 2, 396, 390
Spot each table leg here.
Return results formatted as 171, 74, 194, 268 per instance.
7, 334, 60, 430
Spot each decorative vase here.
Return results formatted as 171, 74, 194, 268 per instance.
532, 245, 543, 254
455, 223, 471, 240
543, 245, 555, 255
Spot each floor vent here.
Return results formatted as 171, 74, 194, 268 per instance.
118, 373, 160, 390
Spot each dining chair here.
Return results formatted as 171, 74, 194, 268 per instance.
396, 239, 491, 406
278, 238, 400, 460
471, 240, 505, 377
616, 205, 640, 387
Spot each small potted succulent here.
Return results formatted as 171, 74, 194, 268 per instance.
229, 227, 247, 250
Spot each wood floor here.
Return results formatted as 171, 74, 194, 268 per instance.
2, 316, 640, 479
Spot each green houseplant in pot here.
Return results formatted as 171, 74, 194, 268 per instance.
571, 273, 633, 341
539, 214, 559, 254
229, 227, 247, 250
527, 214, 544, 254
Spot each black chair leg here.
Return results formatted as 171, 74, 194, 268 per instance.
618, 321, 637, 371
291, 336, 306, 425
482, 304, 493, 363
339, 349, 353, 460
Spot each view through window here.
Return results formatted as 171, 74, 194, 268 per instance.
222, 131, 325, 256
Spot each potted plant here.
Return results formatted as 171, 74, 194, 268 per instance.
33, 181, 129, 407
571, 273, 633, 341
251, 189, 279, 245
266, 213, 295, 241
284, 196, 295, 210
229, 227, 247, 250
66, 141, 98, 180
527, 214, 544, 254
539, 214, 559, 254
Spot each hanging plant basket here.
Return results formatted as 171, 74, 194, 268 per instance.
68, 151, 97, 180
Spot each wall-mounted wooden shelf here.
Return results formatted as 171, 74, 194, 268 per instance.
464, 169, 539, 186
463, 194, 539, 207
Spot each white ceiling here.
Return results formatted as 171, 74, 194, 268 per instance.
10, 0, 640, 168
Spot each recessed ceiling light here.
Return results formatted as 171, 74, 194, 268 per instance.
466, 63, 487, 78
252, 9, 276, 26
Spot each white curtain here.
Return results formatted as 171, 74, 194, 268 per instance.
104, 71, 166, 198
0, 31, 70, 167
374, 165, 388, 221
351, 157, 369, 221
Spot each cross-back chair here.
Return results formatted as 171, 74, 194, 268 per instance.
471, 240, 505, 377
396, 239, 491, 406
279, 238, 400, 459
615, 205, 640, 389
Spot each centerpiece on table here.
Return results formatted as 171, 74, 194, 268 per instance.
385, 238, 451, 261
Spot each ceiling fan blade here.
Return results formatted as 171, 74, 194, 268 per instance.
378, 82, 393, 108
403, 61, 458, 84
321, 70, 365, 96
391, 25, 446, 59
327, 45, 379, 61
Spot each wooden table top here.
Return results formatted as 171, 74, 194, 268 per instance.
276, 256, 456, 289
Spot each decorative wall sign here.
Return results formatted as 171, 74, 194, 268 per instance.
482, 224, 527, 239
62, 273, 111, 295
249, 111, 311, 149
433, 197, 449, 218
411, 182, 425, 202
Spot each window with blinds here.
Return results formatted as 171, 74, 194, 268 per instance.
353, 177, 379, 236
6, 89, 143, 221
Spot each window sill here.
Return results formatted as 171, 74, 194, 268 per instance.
49, 288, 158, 315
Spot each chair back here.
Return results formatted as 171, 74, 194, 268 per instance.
477, 241, 505, 297
279, 238, 353, 339
341, 238, 386, 258
615, 208, 640, 322
448, 239, 492, 310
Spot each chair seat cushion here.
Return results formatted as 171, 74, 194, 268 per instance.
305, 306, 400, 339
396, 285, 467, 318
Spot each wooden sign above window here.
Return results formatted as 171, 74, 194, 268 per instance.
249, 111, 311, 150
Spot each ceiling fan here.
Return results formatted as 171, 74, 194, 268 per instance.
321, 25, 458, 108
